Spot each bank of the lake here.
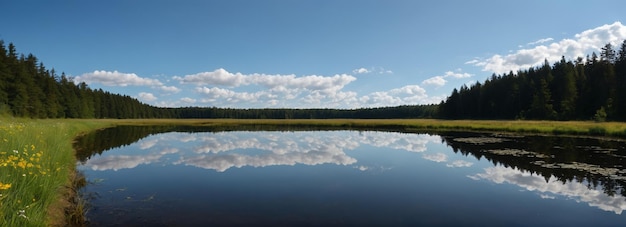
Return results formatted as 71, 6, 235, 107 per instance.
2, 118, 626, 226
0, 118, 111, 226
106, 119, 626, 138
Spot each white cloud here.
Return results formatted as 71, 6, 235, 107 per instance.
527, 37, 554, 46
196, 87, 265, 104
138, 92, 157, 102
353, 67, 371, 74
174, 68, 356, 93
78, 67, 444, 108
422, 76, 447, 87
469, 21, 626, 74
361, 85, 430, 107
465, 59, 480, 65
158, 85, 181, 93
174, 68, 246, 86
180, 97, 197, 104
76, 70, 163, 87
444, 71, 473, 79
179, 69, 440, 108
352, 67, 393, 75
251, 73, 356, 92
422, 70, 473, 88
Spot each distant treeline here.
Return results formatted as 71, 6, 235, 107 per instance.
439, 40, 626, 121
0, 40, 437, 119
5, 39, 626, 121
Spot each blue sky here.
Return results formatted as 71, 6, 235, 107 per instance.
2, 1, 626, 108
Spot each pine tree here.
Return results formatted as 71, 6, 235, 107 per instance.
0, 41, 10, 108
552, 57, 577, 120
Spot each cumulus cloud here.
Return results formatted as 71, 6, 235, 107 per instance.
422, 70, 473, 87
196, 87, 265, 104
422, 76, 447, 87
360, 85, 430, 107
468, 22, 626, 74
352, 67, 393, 75
527, 37, 554, 46
76, 70, 163, 87
180, 69, 439, 108
353, 67, 371, 74
444, 71, 472, 79
158, 85, 181, 93
173, 68, 365, 107
180, 97, 197, 104
78, 67, 442, 108
174, 68, 356, 92
138, 92, 157, 102
174, 68, 246, 86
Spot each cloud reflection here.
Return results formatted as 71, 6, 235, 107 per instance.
469, 166, 626, 214
85, 148, 178, 171
446, 160, 474, 168
81, 131, 439, 172
177, 131, 436, 172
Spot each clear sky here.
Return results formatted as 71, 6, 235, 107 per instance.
2, 0, 626, 108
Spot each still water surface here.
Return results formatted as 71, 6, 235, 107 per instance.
75, 128, 626, 226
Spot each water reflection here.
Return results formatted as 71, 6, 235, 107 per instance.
440, 132, 626, 198
469, 166, 626, 214
75, 127, 626, 225
80, 131, 440, 172
85, 147, 178, 171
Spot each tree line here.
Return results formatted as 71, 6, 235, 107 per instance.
439, 40, 626, 121
0, 40, 437, 119
6, 38, 625, 121
0, 40, 169, 118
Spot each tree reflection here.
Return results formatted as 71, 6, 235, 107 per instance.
439, 131, 626, 197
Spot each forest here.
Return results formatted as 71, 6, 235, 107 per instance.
0, 40, 437, 119
2, 39, 625, 120
439, 40, 626, 121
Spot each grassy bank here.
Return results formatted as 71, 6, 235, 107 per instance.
1, 118, 625, 226
0, 118, 111, 226
106, 118, 626, 138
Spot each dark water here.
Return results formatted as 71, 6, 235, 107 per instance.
75, 127, 626, 226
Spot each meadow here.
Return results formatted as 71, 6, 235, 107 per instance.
0, 119, 109, 226
2, 118, 626, 226
107, 118, 626, 138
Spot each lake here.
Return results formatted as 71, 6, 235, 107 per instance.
75, 126, 626, 226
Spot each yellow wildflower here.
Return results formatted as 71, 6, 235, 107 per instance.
0, 183, 11, 190
17, 160, 27, 169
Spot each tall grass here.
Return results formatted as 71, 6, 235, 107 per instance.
107, 119, 626, 138
0, 118, 109, 226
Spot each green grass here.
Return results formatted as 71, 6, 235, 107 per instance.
1, 118, 626, 226
0, 118, 110, 226
104, 119, 626, 138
